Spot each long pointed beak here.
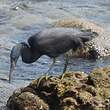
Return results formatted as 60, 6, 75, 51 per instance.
9, 60, 16, 83
9, 43, 22, 83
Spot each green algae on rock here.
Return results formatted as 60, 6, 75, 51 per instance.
7, 67, 110, 110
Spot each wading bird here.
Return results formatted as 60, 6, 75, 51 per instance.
9, 27, 95, 83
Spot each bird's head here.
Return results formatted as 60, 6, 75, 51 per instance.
9, 42, 27, 83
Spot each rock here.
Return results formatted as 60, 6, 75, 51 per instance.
7, 67, 110, 110
60, 97, 77, 110
54, 18, 104, 34
7, 92, 49, 110
87, 67, 110, 88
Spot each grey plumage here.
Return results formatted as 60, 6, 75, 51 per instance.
9, 27, 95, 82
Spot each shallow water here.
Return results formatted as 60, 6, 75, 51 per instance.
0, 0, 110, 107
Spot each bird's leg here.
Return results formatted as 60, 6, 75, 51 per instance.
37, 58, 56, 87
60, 54, 69, 80
44, 58, 56, 79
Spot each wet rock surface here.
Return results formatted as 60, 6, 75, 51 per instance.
7, 67, 110, 110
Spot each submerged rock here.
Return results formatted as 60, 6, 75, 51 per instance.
7, 67, 110, 110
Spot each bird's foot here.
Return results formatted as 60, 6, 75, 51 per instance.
45, 75, 49, 80
60, 73, 65, 80
37, 75, 50, 87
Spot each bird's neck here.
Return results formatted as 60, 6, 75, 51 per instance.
21, 43, 41, 63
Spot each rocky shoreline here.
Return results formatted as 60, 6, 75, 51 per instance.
7, 67, 110, 110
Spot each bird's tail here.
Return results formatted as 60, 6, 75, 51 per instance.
78, 31, 98, 43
